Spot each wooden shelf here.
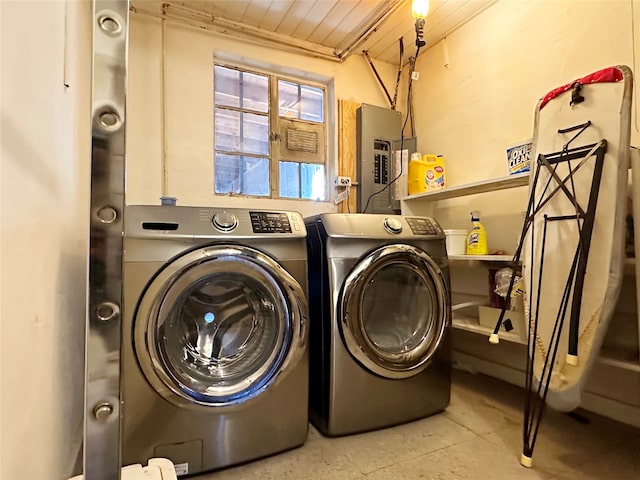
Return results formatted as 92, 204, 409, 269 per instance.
454, 316, 640, 364
453, 314, 527, 345
598, 355, 640, 373
402, 172, 529, 202
598, 345, 640, 373
449, 254, 517, 262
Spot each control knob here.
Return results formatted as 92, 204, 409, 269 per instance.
212, 211, 238, 232
383, 217, 403, 234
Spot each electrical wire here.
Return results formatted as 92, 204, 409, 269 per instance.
362, 45, 422, 213
408, 55, 417, 137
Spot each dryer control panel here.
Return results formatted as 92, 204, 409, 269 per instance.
250, 211, 293, 233
405, 217, 441, 236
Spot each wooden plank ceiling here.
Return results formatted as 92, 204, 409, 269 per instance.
132, 0, 496, 64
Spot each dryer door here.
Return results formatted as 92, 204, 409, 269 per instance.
339, 244, 449, 379
134, 245, 307, 408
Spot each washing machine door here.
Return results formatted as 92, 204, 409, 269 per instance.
134, 244, 307, 408
339, 243, 449, 379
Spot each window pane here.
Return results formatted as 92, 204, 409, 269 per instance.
215, 153, 240, 194
278, 80, 299, 119
279, 161, 300, 198
214, 65, 240, 108
278, 80, 323, 123
215, 65, 268, 113
215, 109, 240, 152
242, 157, 270, 196
241, 71, 269, 112
301, 163, 325, 200
242, 113, 269, 155
215, 154, 269, 196
215, 108, 269, 155
300, 85, 324, 122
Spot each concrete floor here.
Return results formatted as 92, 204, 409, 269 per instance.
194, 370, 640, 480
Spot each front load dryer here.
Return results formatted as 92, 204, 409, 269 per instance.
305, 213, 451, 436
122, 206, 309, 476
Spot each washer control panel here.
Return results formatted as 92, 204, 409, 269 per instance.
405, 217, 440, 236
250, 211, 292, 233
127, 206, 305, 238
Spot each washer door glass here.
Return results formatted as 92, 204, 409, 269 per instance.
340, 244, 448, 379
135, 245, 306, 407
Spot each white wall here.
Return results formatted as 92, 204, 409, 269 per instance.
0, 1, 91, 478
408, 0, 640, 248
414, 0, 640, 182
127, 14, 398, 217
403, 0, 640, 289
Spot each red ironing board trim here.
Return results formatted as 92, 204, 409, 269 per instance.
540, 66, 624, 109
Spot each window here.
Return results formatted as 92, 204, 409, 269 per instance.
214, 64, 327, 200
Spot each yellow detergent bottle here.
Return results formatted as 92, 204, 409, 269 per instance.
423, 154, 446, 192
408, 152, 425, 195
466, 211, 488, 255
408, 154, 446, 195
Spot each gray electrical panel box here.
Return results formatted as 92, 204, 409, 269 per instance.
356, 104, 414, 214
356, 104, 400, 213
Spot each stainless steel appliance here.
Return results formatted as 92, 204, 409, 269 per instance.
121, 206, 309, 476
305, 213, 451, 436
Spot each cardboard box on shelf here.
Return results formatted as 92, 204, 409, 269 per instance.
506, 140, 532, 175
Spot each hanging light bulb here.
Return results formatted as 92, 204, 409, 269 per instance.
411, 0, 430, 19
412, 0, 429, 47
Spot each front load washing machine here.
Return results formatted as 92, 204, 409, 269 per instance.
121, 206, 309, 476
305, 213, 451, 436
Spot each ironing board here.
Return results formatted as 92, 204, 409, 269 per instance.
494, 65, 633, 466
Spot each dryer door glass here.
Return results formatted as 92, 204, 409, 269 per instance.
340, 244, 448, 379
135, 245, 307, 407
